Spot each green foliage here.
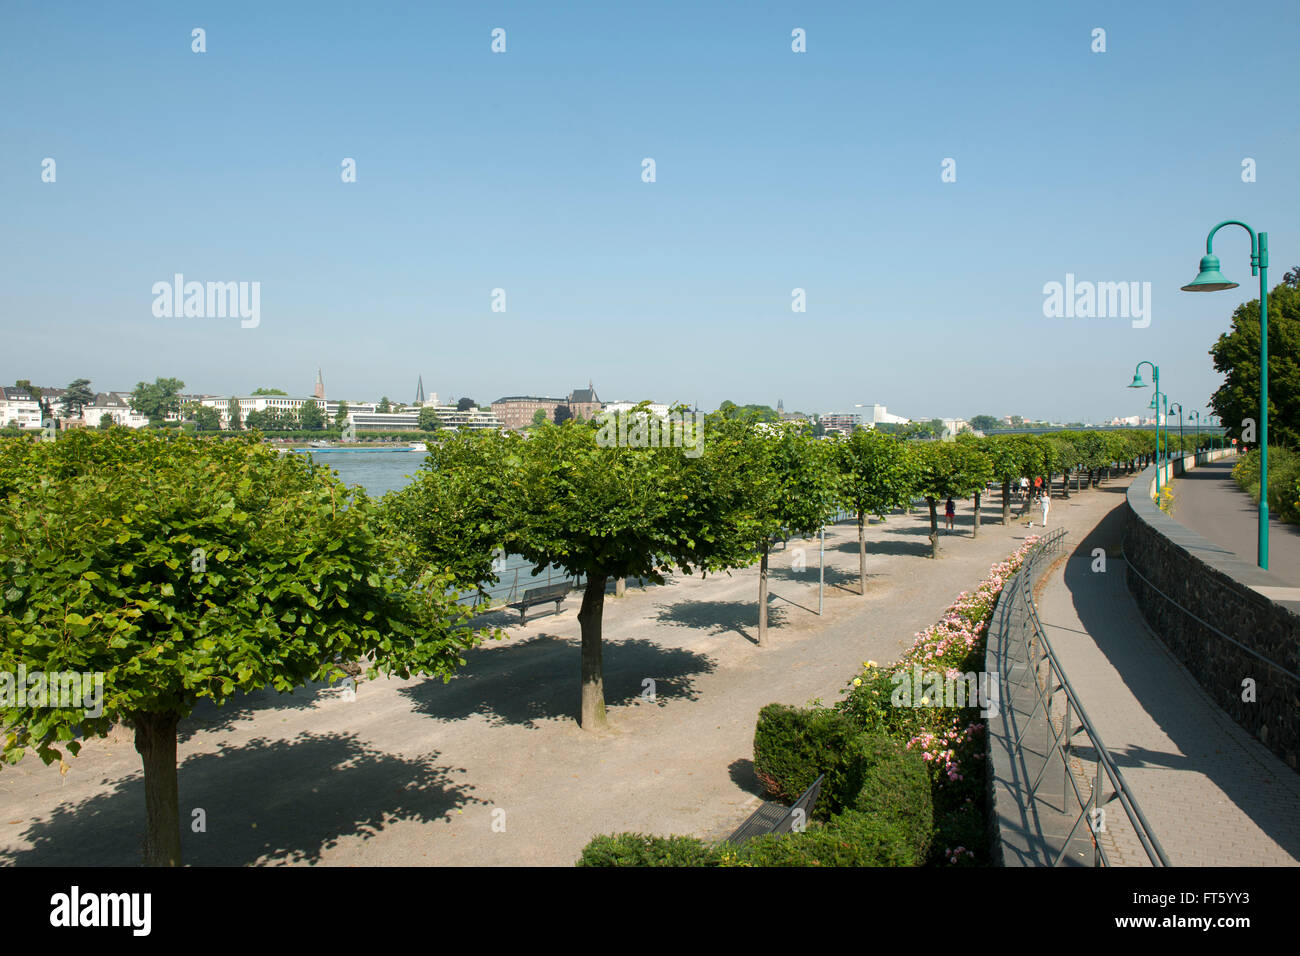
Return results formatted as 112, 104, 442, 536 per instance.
733, 810, 924, 867
1210, 282, 1300, 449
1233, 446, 1300, 523
968, 415, 1001, 433
227, 398, 243, 431
417, 407, 443, 432
60, 379, 94, 417
333, 401, 349, 428
837, 735, 932, 852
913, 441, 993, 501
577, 833, 720, 867
250, 388, 288, 396
836, 430, 918, 520
193, 406, 221, 432
0, 429, 485, 769
379, 430, 514, 594
715, 401, 779, 422
298, 401, 325, 431
129, 377, 185, 425
752, 703, 858, 815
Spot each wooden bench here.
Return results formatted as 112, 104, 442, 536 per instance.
725, 773, 825, 844
508, 582, 572, 623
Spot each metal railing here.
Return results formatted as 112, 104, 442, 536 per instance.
994, 528, 1170, 866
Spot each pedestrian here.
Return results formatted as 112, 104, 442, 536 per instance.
1018, 476, 1029, 501
1040, 490, 1050, 527
945, 497, 956, 531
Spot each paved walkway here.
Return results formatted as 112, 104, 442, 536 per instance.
1171, 457, 1300, 587
0, 482, 1111, 867
1036, 483, 1300, 866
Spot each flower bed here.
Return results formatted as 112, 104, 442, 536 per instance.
835, 535, 1040, 864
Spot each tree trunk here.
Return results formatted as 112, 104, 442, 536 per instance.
857, 513, 867, 595
973, 491, 981, 537
1061, 469, 1071, 499
927, 497, 939, 558
132, 711, 183, 867
757, 545, 770, 646
1002, 479, 1011, 526
577, 575, 609, 730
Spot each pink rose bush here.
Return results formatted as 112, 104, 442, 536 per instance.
834, 536, 1041, 866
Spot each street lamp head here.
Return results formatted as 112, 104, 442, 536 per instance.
1181, 254, 1238, 292
1128, 372, 1147, 389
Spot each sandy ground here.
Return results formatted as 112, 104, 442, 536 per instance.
1, 483, 1124, 866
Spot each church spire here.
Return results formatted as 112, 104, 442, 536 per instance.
415, 374, 426, 405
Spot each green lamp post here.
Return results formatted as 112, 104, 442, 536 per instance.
1189, 409, 1201, 452
1182, 220, 1270, 569
1128, 361, 1163, 498
1169, 402, 1184, 463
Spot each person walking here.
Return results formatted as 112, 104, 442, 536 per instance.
1018, 476, 1029, 501
945, 497, 956, 531
1040, 490, 1050, 527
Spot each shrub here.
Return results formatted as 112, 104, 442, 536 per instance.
731, 810, 923, 867
837, 734, 933, 860
577, 833, 719, 867
1233, 447, 1300, 523
752, 704, 858, 815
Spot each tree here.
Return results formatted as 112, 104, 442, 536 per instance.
502, 421, 759, 728
531, 408, 548, 427
60, 379, 94, 419
456, 397, 476, 412
741, 424, 840, 645
334, 402, 349, 428
129, 378, 185, 426
836, 431, 918, 593
227, 398, 242, 431
418, 407, 443, 432
913, 442, 993, 558
98, 413, 114, 430
553, 405, 573, 425
377, 397, 393, 414
380, 431, 515, 599
250, 387, 287, 396
0, 429, 485, 865
193, 406, 221, 432
969, 414, 1000, 434
1209, 282, 1300, 449
1282, 265, 1299, 288
299, 401, 325, 431
979, 435, 1030, 526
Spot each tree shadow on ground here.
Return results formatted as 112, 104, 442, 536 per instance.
764, 563, 859, 589
397, 634, 717, 728
2, 731, 476, 866
179, 682, 337, 743
654, 599, 788, 645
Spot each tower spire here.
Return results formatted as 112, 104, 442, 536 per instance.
415, 374, 426, 405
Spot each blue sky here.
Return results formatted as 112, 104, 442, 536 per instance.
2, 0, 1296, 422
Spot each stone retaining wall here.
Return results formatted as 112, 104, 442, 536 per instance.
1123, 452, 1300, 770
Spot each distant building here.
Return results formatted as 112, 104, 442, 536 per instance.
314, 369, 325, 400
861, 404, 910, 427
567, 382, 602, 421
491, 396, 567, 430
819, 413, 862, 435
492, 383, 603, 429
602, 400, 671, 419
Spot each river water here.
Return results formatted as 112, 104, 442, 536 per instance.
301, 448, 575, 603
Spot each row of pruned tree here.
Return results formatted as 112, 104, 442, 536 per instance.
0, 418, 1173, 865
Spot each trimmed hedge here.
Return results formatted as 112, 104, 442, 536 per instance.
577, 834, 719, 867
752, 703, 858, 815
733, 811, 923, 867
